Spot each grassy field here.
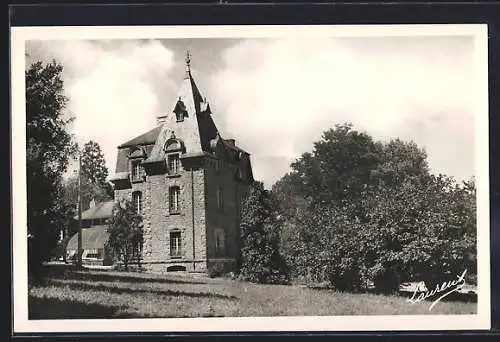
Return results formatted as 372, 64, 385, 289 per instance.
28, 265, 477, 319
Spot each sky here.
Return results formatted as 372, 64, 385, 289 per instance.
26, 36, 476, 189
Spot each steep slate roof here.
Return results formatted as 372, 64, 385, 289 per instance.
66, 225, 109, 250
118, 126, 161, 148
74, 201, 114, 220
144, 66, 212, 164
113, 55, 251, 176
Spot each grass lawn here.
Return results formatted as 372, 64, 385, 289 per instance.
28, 265, 477, 319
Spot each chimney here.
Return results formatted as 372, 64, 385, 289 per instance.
89, 198, 96, 208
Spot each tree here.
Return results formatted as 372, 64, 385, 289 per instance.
59, 141, 113, 262
362, 174, 477, 293
26, 60, 76, 276
239, 181, 289, 284
81, 140, 108, 184
273, 123, 476, 293
272, 172, 310, 221
271, 173, 310, 278
106, 199, 143, 270
64, 140, 113, 211
285, 199, 376, 290
290, 123, 383, 220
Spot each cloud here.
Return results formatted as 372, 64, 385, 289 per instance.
210, 37, 475, 188
26, 37, 477, 189
26, 39, 176, 177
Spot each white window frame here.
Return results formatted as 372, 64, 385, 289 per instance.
168, 153, 181, 175
169, 186, 180, 213
170, 231, 182, 258
131, 159, 144, 181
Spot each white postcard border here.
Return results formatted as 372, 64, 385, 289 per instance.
11, 24, 491, 333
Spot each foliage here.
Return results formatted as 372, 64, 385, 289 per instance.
272, 172, 310, 220
80, 140, 109, 186
273, 123, 477, 293
106, 200, 143, 270
26, 60, 76, 275
63, 140, 113, 214
239, 181, 289, 284
290, 123, 383, 219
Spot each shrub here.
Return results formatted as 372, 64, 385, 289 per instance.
106, 199, 143, 271
239, 182, 290, 284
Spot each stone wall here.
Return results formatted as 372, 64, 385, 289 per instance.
141, 162, 207, 272
113, 154, 249, 275
204, 157, 246, 273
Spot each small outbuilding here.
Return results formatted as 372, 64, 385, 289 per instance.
66, 200, 114, 266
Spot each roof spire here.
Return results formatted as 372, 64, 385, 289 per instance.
184, 50, 191, 78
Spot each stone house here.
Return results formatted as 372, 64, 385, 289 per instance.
109, 54, 254, 274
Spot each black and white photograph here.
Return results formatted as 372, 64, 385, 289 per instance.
11, 24, 490, 332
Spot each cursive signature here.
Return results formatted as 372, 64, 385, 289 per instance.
406, 269, 467, 311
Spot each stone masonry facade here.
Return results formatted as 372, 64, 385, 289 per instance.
110, 56, 253, 274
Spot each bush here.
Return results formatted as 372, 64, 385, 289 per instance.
273, 124, 477, 293
239, 182, 290, 284
106, 200, 143, 271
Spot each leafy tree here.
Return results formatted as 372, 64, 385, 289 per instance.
239, 181, 289, 284
80, 140, 109, 185
64, 140, 113, 212
26, 60, 76, 276
272, 172, 310, 220
289, 202, 372, 290
375, 138, 430, 189
106, 199, 143, 270
363, 174, 477, 292
290, 123, 383, 220
273, 123, 477, 293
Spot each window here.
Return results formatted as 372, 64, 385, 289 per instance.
214, 229, 226, 257
216, 185, 224, 211
131, 160, 145, 181
173, 99, 187, 122
170, 231, 182, 258
169, 186, 180, 214
85, 249, 101, 259
168, 153, 180, 175
132, 191, 143, 215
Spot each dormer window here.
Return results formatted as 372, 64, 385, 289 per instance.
131, 159, 145, 182
173, 98, 187, 122
164, 134, 185, 154
128, 146, 147, 183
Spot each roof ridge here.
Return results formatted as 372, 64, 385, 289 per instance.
118, 126, 161, 148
